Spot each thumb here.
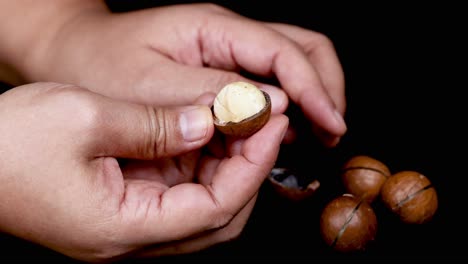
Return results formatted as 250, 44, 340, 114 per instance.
95, 99, 214, 159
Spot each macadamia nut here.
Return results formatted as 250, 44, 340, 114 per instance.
380, 170, 438, 224
213, 81, 266, 124
320, 194, 377, 252
341, 155, 390, 203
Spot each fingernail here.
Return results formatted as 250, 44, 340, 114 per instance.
180, 106, 211, 142
280, 122, 289, 142
259, 85, 288, 113
329, 136, 341, 147
333, 109, 347, 134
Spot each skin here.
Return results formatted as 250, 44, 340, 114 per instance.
0, 0, 347, 262
0, 82, 288, 262
0, 1, 346, 146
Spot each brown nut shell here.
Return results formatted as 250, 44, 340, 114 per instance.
380, 170, 438, 224
213, 91, 271, 138
341, 155, 390, 203
268, 168, 320, 202
320, 194, 377, 252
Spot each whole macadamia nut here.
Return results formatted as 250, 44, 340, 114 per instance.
380, 170, 438, 224
212, 81, 271, 137
341, 155, 391, 203
320, 194, 378, 252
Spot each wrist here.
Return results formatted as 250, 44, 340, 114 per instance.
0, 0, 108, 84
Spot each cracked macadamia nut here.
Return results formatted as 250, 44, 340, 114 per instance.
213, 81, 266, 123
320, 194, 377, 253
380, 170, 438, 224
341, 155, 390, 203
268, 168, 320, 202
213, 81, 271, 137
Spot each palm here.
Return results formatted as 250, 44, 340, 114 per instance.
121, 149, 203, 187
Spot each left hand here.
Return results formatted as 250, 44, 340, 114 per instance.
0, 82, 288, 262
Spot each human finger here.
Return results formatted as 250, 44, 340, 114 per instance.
265, 22, 346, 115
86, 93, 214, 160
134, 195, 257, 258
122, 115, 287, 244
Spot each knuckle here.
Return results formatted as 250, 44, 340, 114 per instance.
209, 73, 245, 94
69, 96, 104, 133
211, 211, 245, 243
152, 106, 173, 157
313, 31, 333, 46
310, 32, 335, 51
223, 223, 244, 242
212, 209, 236, 230
45, 85, 104, 132
139, 105, 159, 159
201, 2, 229, 13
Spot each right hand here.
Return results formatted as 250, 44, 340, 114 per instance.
0, 1, 345, 147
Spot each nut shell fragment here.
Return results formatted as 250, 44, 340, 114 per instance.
268, 168, 320, 202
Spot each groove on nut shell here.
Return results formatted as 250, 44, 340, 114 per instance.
341, 155, 391, 203
395, 184, 434, 210
331, 198, 363, 249
320, 193, 377, 252
342, 166, 390, 178
381, 171, 438, 224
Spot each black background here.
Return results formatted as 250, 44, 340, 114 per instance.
1, 1, 465, 262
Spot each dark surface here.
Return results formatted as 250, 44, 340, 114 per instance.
1, 1, 465, 262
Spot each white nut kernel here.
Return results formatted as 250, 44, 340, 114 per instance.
213, 81, 266, 124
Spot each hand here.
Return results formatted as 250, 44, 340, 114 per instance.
0, 1, 346, 147
0, 82, 288, 262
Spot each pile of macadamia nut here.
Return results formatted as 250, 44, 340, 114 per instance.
319, 155, 438, 253
211, 82, 439, 254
